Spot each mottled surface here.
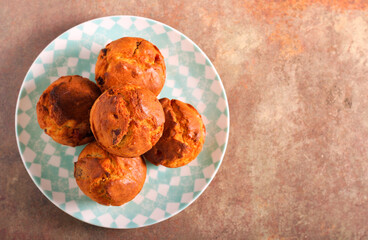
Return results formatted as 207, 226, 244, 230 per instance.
1, 0, 368, 239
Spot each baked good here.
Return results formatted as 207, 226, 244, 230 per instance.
74, 142, 146, 206
36, 75, 101, 147
95, 37, 166, 96
89, 84, 165, 157
143, 98, 206, 168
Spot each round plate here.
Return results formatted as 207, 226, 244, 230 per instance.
15, 16, 229, 228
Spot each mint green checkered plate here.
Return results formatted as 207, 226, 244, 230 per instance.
15, 16, 229, 228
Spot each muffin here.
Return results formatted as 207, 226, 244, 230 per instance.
95, 37, 166, 96
143, 98, 206, 168
74, 142, 146, 206
36, 75, 101, 147
90, 84, 165, 157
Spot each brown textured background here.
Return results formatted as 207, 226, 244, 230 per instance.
1, 0, 368, 239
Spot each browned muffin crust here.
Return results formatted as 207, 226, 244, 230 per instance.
36, 75, 101, 147
95, 37, 166, 96
90, 84, 165, 157
143, 98, 206, 168
74, 142, 146, 206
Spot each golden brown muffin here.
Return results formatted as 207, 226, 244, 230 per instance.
36, 75, 101, 147
95, 37, 166, 96
74, 142, 146, 206
143, 98, 206, 168
90, 84, 165, 157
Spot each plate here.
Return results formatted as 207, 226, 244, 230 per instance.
15, 16, 229, 228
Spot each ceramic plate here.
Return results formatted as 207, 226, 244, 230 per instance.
15, 16, 229, 228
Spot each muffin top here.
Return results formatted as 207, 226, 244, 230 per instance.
74, 142, 146, 206
143, 98, 206, 168
90, 84, 165, 157
36, 75, 101, 146
95, 37, 166, 96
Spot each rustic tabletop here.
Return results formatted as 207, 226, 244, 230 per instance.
2, 0, 368, 239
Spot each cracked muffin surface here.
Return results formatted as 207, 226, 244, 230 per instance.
90, 84, 165, 157
143, 98, 206, 168
36, 75, 101, 147
74, 142, 146, 206
95, 37, 166, 96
